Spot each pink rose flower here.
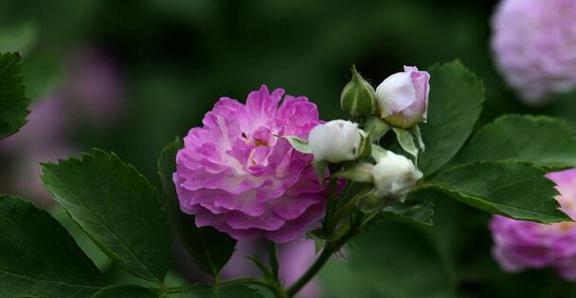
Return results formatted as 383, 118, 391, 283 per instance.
490, 169, 576, 280
173, 85, 327, 243
491, 0, 576, 104
375, 66, 430, 128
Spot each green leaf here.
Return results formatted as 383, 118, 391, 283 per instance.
283, 135, 311, 154
393, 128, 418, 158
0, 195, 103, 298
365, 116, 391, 143
92, 286, 157, 298
50, 207, 112, 271
419, 61, 484, 175
158, 138, 236, 277
428, 161, 570, 223
456, 115, 576, 168
0, 52, 30, 139
41, 150, 170, 283
169, 285, 264, 298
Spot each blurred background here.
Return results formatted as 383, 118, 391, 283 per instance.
1, 0, 576, 297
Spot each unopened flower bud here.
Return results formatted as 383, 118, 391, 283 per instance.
308, 120, 362, 163
371, 150, 422, 198
340, 66, 376, 117
375, 66, 430, 129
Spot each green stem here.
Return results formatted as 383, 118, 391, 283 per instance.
287, 225, 359, 297
220, 277, 272, 289
273, 285, 290, 298
323, 179, 339, 235
331, 189, 370, 229
267, 241, 280, 281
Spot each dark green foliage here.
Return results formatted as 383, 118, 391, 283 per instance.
158, 138, 236, 277
0, 52, 29, 139
0, 195, 103, 298
41, 150, 170, 283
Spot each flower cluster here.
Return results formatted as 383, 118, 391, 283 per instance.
491, 0, 576, 104
490, 169, 576, 280
310, 66, 428, 201
173, 66, 429, 244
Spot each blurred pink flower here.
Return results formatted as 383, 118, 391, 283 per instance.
174, 85, 327, 243
0, 97, 74, 206
491, 0, 576, 104
0, 46, 124, 206
278, 239, 322, 298
490, 169, 576, 280
64, 47, 124, 124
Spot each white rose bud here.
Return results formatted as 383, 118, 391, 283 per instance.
308, 120, 362, 163
375, 66, 430, 129
371, 150, 423, 198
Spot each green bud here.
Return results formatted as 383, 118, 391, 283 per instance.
356, 191, 387, 213
340, 66, 376, 117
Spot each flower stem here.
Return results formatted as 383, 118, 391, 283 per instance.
267, 241, 280, 281
287, 224, 360, 297
331, 189, 370, 228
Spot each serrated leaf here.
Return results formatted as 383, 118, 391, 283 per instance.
0, 52, 30, 139
158, 138, 236, 277
92, 286, 157, 298
0, 195, 103, 298
419, 61, 484, 176
283, 135, 312, 154
428, 161, 570, 223
41, 149, 170, 283
456, 115, 576, 168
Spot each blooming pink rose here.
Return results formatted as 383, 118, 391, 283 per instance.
490, 169, 576, 280
174, 85, 327, 243
375, 66, 430, 128
491, 0, 576, 104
